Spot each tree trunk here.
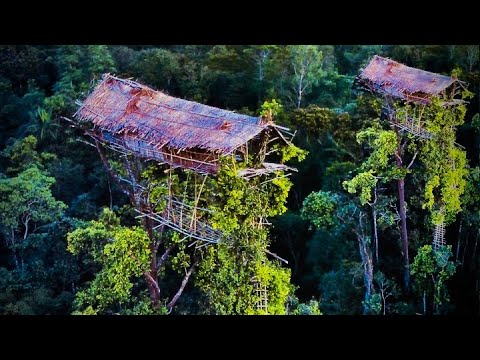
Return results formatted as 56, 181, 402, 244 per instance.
289, 247, 299, 277
455, 220, 462, 261
461, 234, 469, 270
257, 51, 267, 104
358, 236, 374, 314
382, 292, 386, 315
10, 230, 19, 270
144, 272, 161, 307
354, 214, 374, 315
394, 133, 410, 290
371, 186, 379, 263
297, 71, 304, 109
472, 234, 478, 266
397, 177, 410, 290
107, 177, 113, 210
297, 84, 302, 108
372, 209, 379, 263
423, 291, 427, 315
23, 217, 30, 240
144, 214, 161, 308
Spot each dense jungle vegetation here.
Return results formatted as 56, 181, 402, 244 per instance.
0, 45, 478, 315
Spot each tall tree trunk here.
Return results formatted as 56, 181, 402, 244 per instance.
423, 291, 427, 315
382, 292, 386, 315
461, 234, 469, 270
353, 213, 374, 314
472, 233, 478, 265
107, 177, 113, 210
394, 132, 410, 290
289, 246, 299, 277
358, 235, 374, 314
371, 186, 379, 263
11, 230, 19, 270
455, 220, 462, 261
397, 177, 410, 289
372, 209, 379, 263
297, 71, 304, 109
144, 214, 161, 308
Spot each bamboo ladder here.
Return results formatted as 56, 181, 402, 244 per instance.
433, 221, 446, 250
252, 277, 268, 314
433, 205, 447, 250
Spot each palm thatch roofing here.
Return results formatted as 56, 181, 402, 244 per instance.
357, 55, 464, 104
74, 74, 275, 155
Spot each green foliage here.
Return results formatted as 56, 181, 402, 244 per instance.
318, 261, 364, 314
196, 244, 256, 314
462, 166, 480, 209
343, 170, 377, 205
356, 127, 398, 172
209, 156, 295, 233
288, 45, 325, 108
274, 143, 308, 163
134, 48, 180, 92
0, 149, 72, 314
323, 161, 356, 191
420, 97, 469, 225
260, 99, 283, 121
342, 127, 400, 206
290, 105, 335, 137
1, 135, 55, 174
0, 166, 66, 240
169, 232, 192, 273
256, 261, 293, 314
52, 45, 116, 107
373, 272, 399, 315
363, 293, 382, 315
0, 45, 478, 315
288, 297, 322, 315
67, 208, 151, 313
411, 245, 456, 313
196, 243, 294, 315
196, 155, 299, 314
301, 191, 339, 229
472, 113, 480, 130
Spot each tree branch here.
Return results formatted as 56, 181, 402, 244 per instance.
394, 151, 403, 165
156, 246, 174, 272
95, 140, 136, 204
406, 150, 418, 170
167, 259, 200, 312
401, 138, 409, 153
144, 271, 161, 298
265, 249, 289, 264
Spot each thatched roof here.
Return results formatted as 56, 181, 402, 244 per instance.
358, 55, 462, 103
74, 74, 271, 154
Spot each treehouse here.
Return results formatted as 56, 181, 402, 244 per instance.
356, 55, 466, 139
72, 74, 291, 175
68, 73, 295, 265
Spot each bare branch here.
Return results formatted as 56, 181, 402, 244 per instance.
406, 150, 419, 170
265, 249, 289, 264
156, 246, 174, 272
167, 259, 199, 311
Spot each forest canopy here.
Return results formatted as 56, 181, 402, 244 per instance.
0, 45, 478, 315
